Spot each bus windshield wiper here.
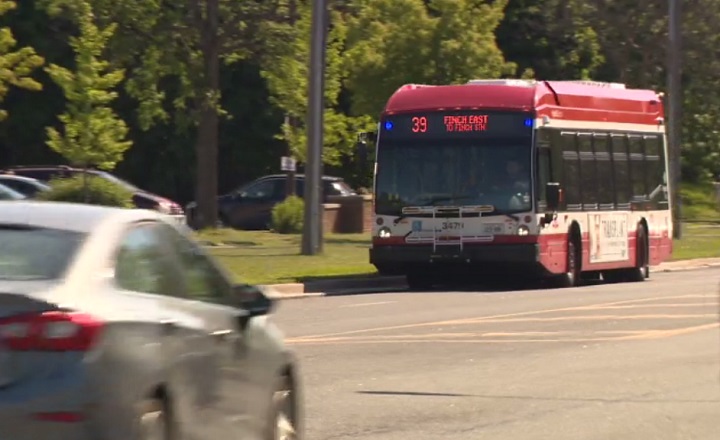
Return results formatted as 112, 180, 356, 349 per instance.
421, 195, 475, 206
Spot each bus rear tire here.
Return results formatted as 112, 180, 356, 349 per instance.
626, 225, 649, 282
603, 225, 649, 283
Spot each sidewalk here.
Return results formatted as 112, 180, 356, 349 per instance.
260, 257, 720, 300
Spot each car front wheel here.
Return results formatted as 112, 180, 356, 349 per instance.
267, 376, 301, 440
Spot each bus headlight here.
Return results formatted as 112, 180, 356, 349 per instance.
517, 225, 530, 236
378, 227, 392, 238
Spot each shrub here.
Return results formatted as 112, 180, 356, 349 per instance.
680, 182, 720, 221
271, 195, 304, 234
37, 175, 134, 208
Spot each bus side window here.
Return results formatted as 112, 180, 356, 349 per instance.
628, 135, 647, 201
561, 132, 582, 211
578, 134, 598, 210
536, 147, 551, 211
593, 134, 615, 208
644, 135, 667, 208
611, 135, 632, 209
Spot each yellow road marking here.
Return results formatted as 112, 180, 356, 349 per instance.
614, 322, 720, 340
339, 301, 397, 308
291, 294, 713, 341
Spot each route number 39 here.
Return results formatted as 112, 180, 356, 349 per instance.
412, 116, 428, 133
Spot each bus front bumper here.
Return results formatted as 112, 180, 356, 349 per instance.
370, 243, 540, 268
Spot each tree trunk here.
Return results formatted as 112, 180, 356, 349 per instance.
195, 0, 220, 229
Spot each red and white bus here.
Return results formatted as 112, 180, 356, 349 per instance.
367, 79, 672, 289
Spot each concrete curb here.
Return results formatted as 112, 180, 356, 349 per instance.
260, 258, 720, 299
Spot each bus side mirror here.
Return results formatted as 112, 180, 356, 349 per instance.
546, 182, 561, 211
541, 182, 561, 227
357, 131, 377, 163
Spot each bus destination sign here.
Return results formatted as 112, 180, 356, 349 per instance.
380, 111, 533, 139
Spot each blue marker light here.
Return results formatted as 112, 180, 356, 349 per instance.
524, 118, 533, 127
384, 121, 394, 131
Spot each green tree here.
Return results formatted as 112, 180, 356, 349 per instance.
496, 0, 603, 80
44, 1, 131, 171
0, 0, 44, 120
57, 0, 296, 228
344, 0, 515, 117
259, 0, 375, 167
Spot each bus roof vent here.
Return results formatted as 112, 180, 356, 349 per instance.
555, 80, 626, 89
466, 79, 537, 87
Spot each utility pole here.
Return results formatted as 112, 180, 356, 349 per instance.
301, 0, 327, 255
668, 0, 682, 239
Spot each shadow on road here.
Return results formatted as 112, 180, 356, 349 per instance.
343, 278, 607, 295
356, 390, 720, 404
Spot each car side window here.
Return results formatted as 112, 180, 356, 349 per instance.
115, 224, 178, 296
244, 180, 276, 199
159, 224, 233, 304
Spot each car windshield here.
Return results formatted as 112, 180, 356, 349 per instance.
374, 140, 532, 216
95, 171, 139, 192
0, 183, 25, 200
0, 226, 86, 280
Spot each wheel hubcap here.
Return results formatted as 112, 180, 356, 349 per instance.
568, 243, 576, 277
274, 390, 296, 440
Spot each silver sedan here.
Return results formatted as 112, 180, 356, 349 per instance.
0, 201, 302, 440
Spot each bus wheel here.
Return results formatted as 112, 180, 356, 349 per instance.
555, 237, 581, 288
406, 271, 435, 291
626, 225, 649, 282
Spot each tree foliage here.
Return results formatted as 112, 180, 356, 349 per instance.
0, 0, 44, 121
344, 0, 514, 116
3, 0, 720, 204
44, 0, 131, 170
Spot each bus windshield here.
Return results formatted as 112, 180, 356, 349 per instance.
374, 140, 532, 216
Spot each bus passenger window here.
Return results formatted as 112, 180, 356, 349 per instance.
628, 136, 646, 200
578, 134, 598, 209
536, 148, 551, 210
611, 136, 631, 207
644, 136, 667, 207
593, 134, 615, 207
561, 133, 581, 210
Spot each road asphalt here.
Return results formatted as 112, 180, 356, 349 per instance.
272, 268, 720, 440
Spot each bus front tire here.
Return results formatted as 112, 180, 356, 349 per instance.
555, 236, 581, 288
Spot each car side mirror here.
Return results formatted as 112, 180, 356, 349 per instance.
233, 283, 274, 317
541, 182, 562, 227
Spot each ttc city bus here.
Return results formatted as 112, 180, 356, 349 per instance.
365, 79, 672, 290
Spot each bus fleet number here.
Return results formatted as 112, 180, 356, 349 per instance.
441, 221, 464, 230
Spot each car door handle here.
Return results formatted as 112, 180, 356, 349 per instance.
160, 319, 177, 335
211, 329, 234, 341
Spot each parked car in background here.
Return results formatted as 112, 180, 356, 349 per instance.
1, 165, 184, 216
0, 201, 302, 440
0, 182, 25, 200
0, 174, 50, 198
185, 174, 357, 230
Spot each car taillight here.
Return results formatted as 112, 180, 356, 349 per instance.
0, 311, 103, 351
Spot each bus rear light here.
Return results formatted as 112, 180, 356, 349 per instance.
0, 311, 104, 351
